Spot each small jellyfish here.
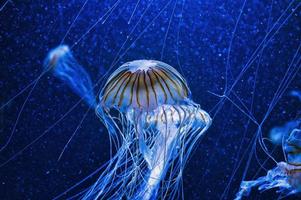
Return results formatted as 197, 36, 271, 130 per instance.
58, 60, 212, 200
44, 45, 96, 107
235, 128, 301, 200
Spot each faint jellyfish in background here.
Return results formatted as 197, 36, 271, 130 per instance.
269, 120, 301, 145
44, 45, 96, 108
235, 127, 301, 200
290, 90, 301, 102
58, 60, 211, 200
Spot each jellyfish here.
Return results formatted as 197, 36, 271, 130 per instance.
59, 60, 211, 199
269, 120, 301, 145
44, 45, 96, 108
235, 128, 301, 200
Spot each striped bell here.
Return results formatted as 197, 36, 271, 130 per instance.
100, 60, 190, 111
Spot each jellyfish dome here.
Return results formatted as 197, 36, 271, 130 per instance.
70, 60, 212, 200
101, 60, 190, 111
45, 45, 69, 67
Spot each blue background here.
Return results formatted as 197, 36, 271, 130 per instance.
0, 0, 301, 199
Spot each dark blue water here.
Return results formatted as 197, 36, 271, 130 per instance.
0, 0, 300, 199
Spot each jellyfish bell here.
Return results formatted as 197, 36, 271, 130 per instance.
44, 45, 70, 70
100, 59, 190, 112
82, 59, 211, 200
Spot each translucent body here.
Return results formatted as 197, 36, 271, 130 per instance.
87, 102, 211, 199
44, 45, 96, 107
235, 129, 301, 200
